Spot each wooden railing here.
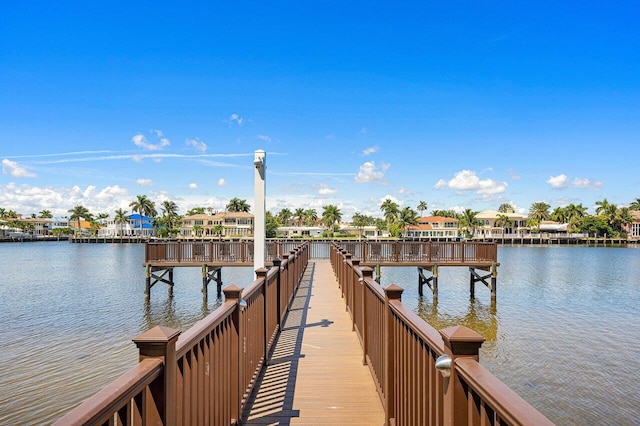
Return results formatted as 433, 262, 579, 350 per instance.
144, 240, 496, 265
339, 240, 498, 264
330, 243, 554, 426
54, 242, 310, 425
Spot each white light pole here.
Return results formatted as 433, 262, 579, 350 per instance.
253, 150, 266, 276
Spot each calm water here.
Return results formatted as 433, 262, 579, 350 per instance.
0, 243, 639, 425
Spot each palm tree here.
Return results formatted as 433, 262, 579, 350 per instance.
595, 198, 618, 230
322, 204, 342, 234
96, 212, 109, 226
129, 195, 156, 236
0, 208, 6, 219
277, 208, 293, 226
114, 208, 128, 236
458, 209, 480, 238
304, 208, 318, 225
495, 214, 513, 238
550, 207, 567, 223
292, 208, 304, 226
417, 201, 428, 217
161, 200, 180, 229
38, 209, 53, 218
615, 207, 634, 236
398, 207, 419, 237
68, 205, 91, 235
528, 201, 551, 228
630, 198, 640, 211
380, 199, 399, 228
187, 206, 205, 216
226, 197, 250, 212
498, 203, 515, 213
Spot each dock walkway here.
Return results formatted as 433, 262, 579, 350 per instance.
242, 259, 385, 425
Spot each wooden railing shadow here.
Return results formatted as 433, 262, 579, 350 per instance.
241, 262, 317, 424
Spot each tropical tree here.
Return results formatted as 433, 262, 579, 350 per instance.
495, 214, 513, 238
193, 225, 203, 238
498, 203, 515, 214
68, 205, 91, 235
226, 197, 250, 213
265, 211, 278, 238
595, 198, 618, 231
630, 197, 640, 211
352, 212, 375, 239
96, 212, 109, 226
114, 208, 129, 236
161, 200, 180, 230
0, 208, 6, 219
304, 208, 318, 225
397, 207, 419, 237
380, 199, 399, 228
431, 209, 458, 218
528, 201, 551, 228
550, 207, 567, 223
277, 208, 293, 226
614, 207, 633, 236
186, 207, 206, 216
458, 209, 480, 238
322, 204, 342, 235
38, 209, 53, 218
129, 195, 156, 235
294, 208, 306, 226
417, 201, 428, 217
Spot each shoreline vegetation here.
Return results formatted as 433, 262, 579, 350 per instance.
1, 197, 640, 242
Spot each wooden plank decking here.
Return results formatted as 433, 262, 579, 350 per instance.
242, 259, 385, 425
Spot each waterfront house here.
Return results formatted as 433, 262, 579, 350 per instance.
126, 214, 155, 237
627, 210, 640, 239
180, 211, 254, 239
404, 216, 460, 239
276, 225, 325, 238
474, 210, 529, 237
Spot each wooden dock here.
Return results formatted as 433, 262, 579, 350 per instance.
242, 259, 385, 424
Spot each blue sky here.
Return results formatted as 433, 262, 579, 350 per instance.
1, 1, 639, 220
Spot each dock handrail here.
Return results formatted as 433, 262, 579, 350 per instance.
330, 242, 553, 425
54, 242, 310, 425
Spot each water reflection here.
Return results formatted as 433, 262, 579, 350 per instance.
416, 297, 498, 342
141, 294, 224, 332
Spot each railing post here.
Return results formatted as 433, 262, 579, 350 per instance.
256, 267, 269, 362
351, 259, 360, 332
282, 253, 291, 305
133, 325, 181, 426
384, 283, 404, 426
345, 253, 352, 309
223, 284, 243, 424
360, 266, 373, 365
273, 258, 282, 326
439, 326, 485, 426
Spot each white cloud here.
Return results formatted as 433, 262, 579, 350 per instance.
257, 134, 272, 143
136, 178, 154, 186
2, 159, 37, 178
94, 185, 128, 200
547, 174, 568, 189
434, 169, 508, 195
318, 183, 338, 196
379, 194, 403, 206
508, 169, 522, 180
186, 138, 207, 153
362, 146, 378, 156
189, 182, 198, 189
359, 127, 367, 135
326, 134, 335, 140
229, 113, 244, 126
217, 178, 226, 187
572, 177, 603, 190
354, 161, 390, 183
397, 187, 413, 195
131, 132, 170, 151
